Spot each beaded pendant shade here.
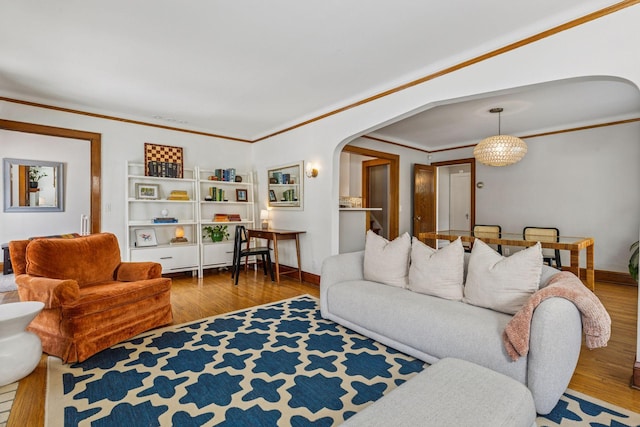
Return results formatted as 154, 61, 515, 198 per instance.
474, 108, 527, 167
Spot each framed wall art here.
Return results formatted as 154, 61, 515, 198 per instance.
135, 228, 158, 247
144, 143, 183, 178
135, 183, 160, 200
236, 189, 248, 202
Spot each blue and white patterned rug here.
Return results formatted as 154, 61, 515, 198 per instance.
46, 295, 640, 427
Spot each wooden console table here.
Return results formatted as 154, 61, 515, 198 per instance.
419, 230, 595, 291
246, 229, 305, 283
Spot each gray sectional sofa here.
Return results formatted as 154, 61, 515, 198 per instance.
320, 250, 583, 415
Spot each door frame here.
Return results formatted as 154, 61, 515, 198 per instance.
431, 158, 476, 231
343, 145, 399, 239
0, 119, 102, 233
362, 158, 391, 238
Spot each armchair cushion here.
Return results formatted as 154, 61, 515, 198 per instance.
15, 275, 80, 309
116, 262, 162, 281
8, 240, 29, 275
25, 233, 121, 286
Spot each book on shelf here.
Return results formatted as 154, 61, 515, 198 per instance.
208, 187, 226, 201
153, 217, 179, 223
168, 190, 189, 200
281, 188, 297, 201
227, 214, 242, 222
147, 161, 180, 178
213, 214, 229, 222
211, 168, 236, 182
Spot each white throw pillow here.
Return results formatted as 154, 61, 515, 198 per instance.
408, 237, 464, 300
364, 230, 411, 288
463, 239, 543, 314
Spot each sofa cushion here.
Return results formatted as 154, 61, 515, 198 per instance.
364, 231, 411, 288
409, 237, 464, 300
324, 279, 527, 383
464, 239, 542, 315
25, 233, 121, 287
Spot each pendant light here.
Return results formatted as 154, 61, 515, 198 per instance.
474, 107, 527, 166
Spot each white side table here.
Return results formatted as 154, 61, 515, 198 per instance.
0, 301, 44, 386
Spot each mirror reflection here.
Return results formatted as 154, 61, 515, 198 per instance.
267, 161, 304, 210
3, 158, 65, 212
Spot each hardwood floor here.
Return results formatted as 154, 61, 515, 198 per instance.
3, 271, 639, 426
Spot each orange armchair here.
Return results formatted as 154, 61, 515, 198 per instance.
9, 233, 172, 363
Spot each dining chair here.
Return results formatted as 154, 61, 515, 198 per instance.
523, 226, 562, 268
472, 224, 503, 255
231, 225, 275, 285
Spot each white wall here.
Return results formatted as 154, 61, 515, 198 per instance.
0, 102, 254, 256
0, 130, 90, 241
339, 151, 378, 198
339, 152, 350, 197
432, 122, 640, 272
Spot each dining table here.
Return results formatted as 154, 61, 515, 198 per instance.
418, 230, 595, 290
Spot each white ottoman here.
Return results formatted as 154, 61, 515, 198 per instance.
342, 357, 537, 427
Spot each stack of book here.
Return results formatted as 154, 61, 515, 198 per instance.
282, 189, 296, 201
210, 168, 236, 182
147, 161, 181, 178
208, 187, 226, 201
227, 213, 242, 222
168, 190, 189, 200
153, 217, 178, 223
213, 213, 229, 222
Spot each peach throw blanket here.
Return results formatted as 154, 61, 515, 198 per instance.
503, 271, 611, 361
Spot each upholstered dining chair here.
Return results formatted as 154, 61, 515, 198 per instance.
472, 224, 503, 255
523, 226, 562, 268
231, 225, 275, 285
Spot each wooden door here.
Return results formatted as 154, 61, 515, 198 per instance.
413, 164, 436, 247
363, 159, 390, 238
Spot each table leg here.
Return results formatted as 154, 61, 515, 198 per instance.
295, 234, 302, 282
272, 234, 280, 283
586, 244, 595, 291
569, 249, 580, 283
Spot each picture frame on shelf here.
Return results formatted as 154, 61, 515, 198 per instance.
135, 183, 160, 200
269, 189, 277, 202
134, 228, 158, 247
236, 189, 248, 202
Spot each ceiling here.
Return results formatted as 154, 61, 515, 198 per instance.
1, 1, 638, 147
370, 77, 640, 151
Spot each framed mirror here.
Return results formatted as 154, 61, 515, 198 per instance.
3, 158, 65, 212
267, 161, 304, 210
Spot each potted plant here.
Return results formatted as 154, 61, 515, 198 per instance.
28, 167, 47, 188
629, 241, 638, 282
203, 225, 229, 242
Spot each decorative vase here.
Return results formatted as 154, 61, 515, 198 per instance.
0, 301, 44, 386
29, 181, 38, 189
212, 231, 224, 242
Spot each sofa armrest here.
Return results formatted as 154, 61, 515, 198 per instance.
527, 297, 582, 414
115, 262, 163, 281
320, 251, 365, 317
15, 274, 80, 309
